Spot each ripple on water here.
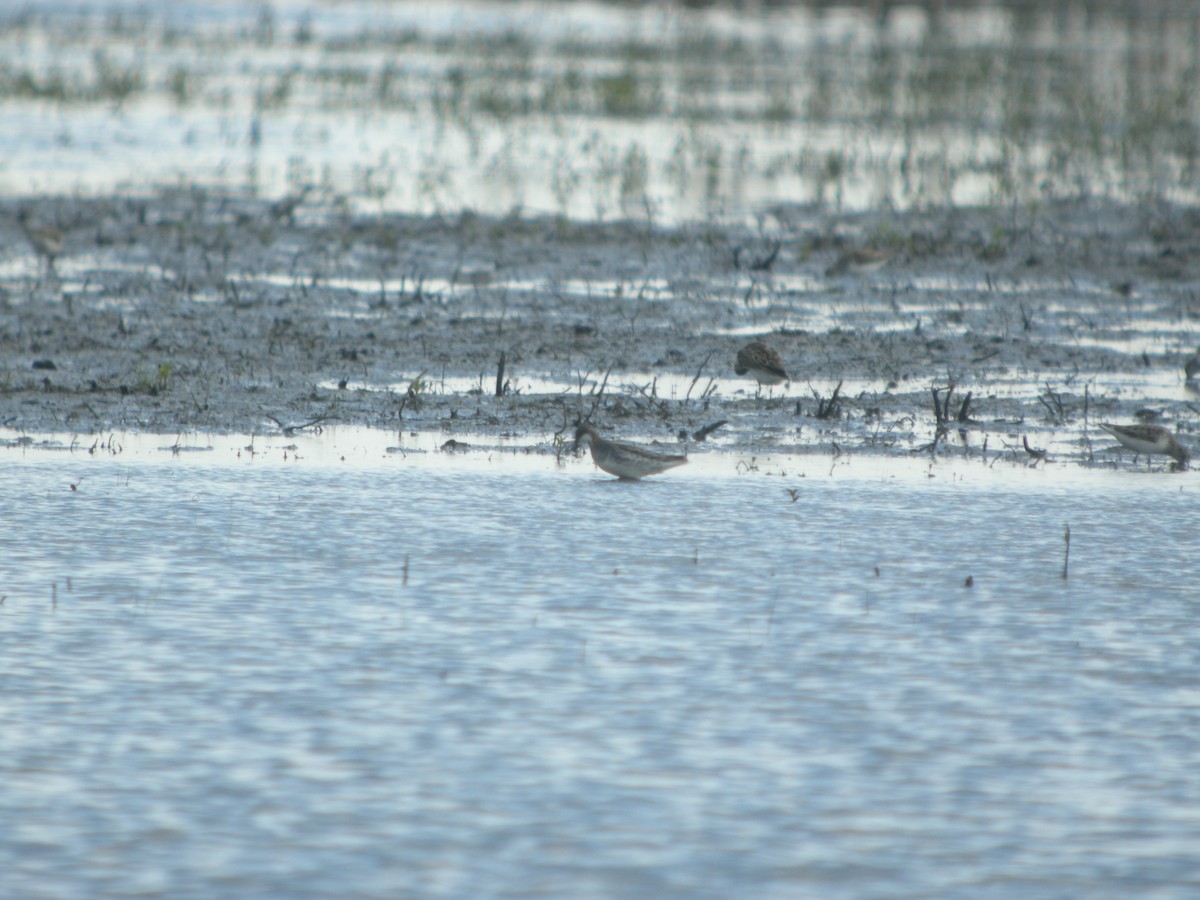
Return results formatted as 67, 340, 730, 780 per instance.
0, 453, 1198, 897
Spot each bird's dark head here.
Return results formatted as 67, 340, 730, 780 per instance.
573, 424, 598, 452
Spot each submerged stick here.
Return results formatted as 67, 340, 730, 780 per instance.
1062, 524, 1070, 580
495, 351, 506, 397
693, 419, 728, 442
1022, 435, 1047, 462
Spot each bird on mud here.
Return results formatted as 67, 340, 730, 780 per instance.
825, 246, 896, 278
573, 425, 687, 481
735, 340, 789, 397
1184, 346, 1200, 380
1099, 422, 1189, 470
17, 207, 64, 282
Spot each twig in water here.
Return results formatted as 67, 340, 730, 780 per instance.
914, 384, 955, 452
1039, 382, 1065, 423
1062, 524, 1070, 580
810, 380, 844, 419
572, 367, 595, 398
495, 351, 506, 398
1082, 384, 1095, 463
1022, 435, 1047, 464
685, 350, 715, 402
933, 384, 954, 426
582, 365, 613, 423
956, 391, 974, 423
693, 420, 728, 442
632, 380, 670, 417
1019, 302, 1033, 332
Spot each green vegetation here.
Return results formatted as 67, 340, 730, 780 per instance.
0, 3, 1197, 216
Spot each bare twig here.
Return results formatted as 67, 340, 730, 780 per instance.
685, 350, 715, 402
916, 384, 955, 453
811, 380, 843, 420
1082, 384, 1095, 463
1022, 435, 1047, 463
1040, 382, 1065, 423
582, 365, 613, 423
693, 420, 728, 442
632, 380, 670, 417
1019, 302, 1033, 332
956, 390, 974, 423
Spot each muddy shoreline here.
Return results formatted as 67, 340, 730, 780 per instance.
3, 190, 1200, 468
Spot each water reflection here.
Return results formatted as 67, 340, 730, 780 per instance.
0, 2, 1196, 221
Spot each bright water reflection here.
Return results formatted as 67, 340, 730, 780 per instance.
3, 1, 1199, 219
2, 451, 1199, 897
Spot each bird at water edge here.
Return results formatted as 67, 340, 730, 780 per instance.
17, 207, 64, 282
735, 341, 789, 397
573, 425, 687, 481
1183, 346, 1200, 380
1099, 422, 1189, 470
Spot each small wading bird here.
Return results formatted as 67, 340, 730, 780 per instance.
735, 340, 789, 397
825, 246, 896, 278
1099, 422, 1189, 470
574, 425, 687, 481
17, 208, 64, 281
1184, 346, 1200, 380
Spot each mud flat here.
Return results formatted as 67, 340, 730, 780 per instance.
3, 190, 1199, 469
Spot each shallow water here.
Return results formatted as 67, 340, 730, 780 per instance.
2, 438, 1198, 897
2, 1, 1198, 220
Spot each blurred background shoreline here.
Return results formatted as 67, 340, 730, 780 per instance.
2, 0, 1198, 224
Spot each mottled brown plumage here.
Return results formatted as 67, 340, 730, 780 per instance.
18, 208, 64, 275
825, 247, 895, 277
734, 341, 788, 392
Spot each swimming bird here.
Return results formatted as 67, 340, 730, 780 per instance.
735, 341, 789, 396
1099, 422, 1189, 469
574, 425, 687, 481
1184, 346, 1200, 380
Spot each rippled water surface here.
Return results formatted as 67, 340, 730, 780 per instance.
2, 439, 1199, 897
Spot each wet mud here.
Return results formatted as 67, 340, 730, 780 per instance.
3, 190, 1200, 469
